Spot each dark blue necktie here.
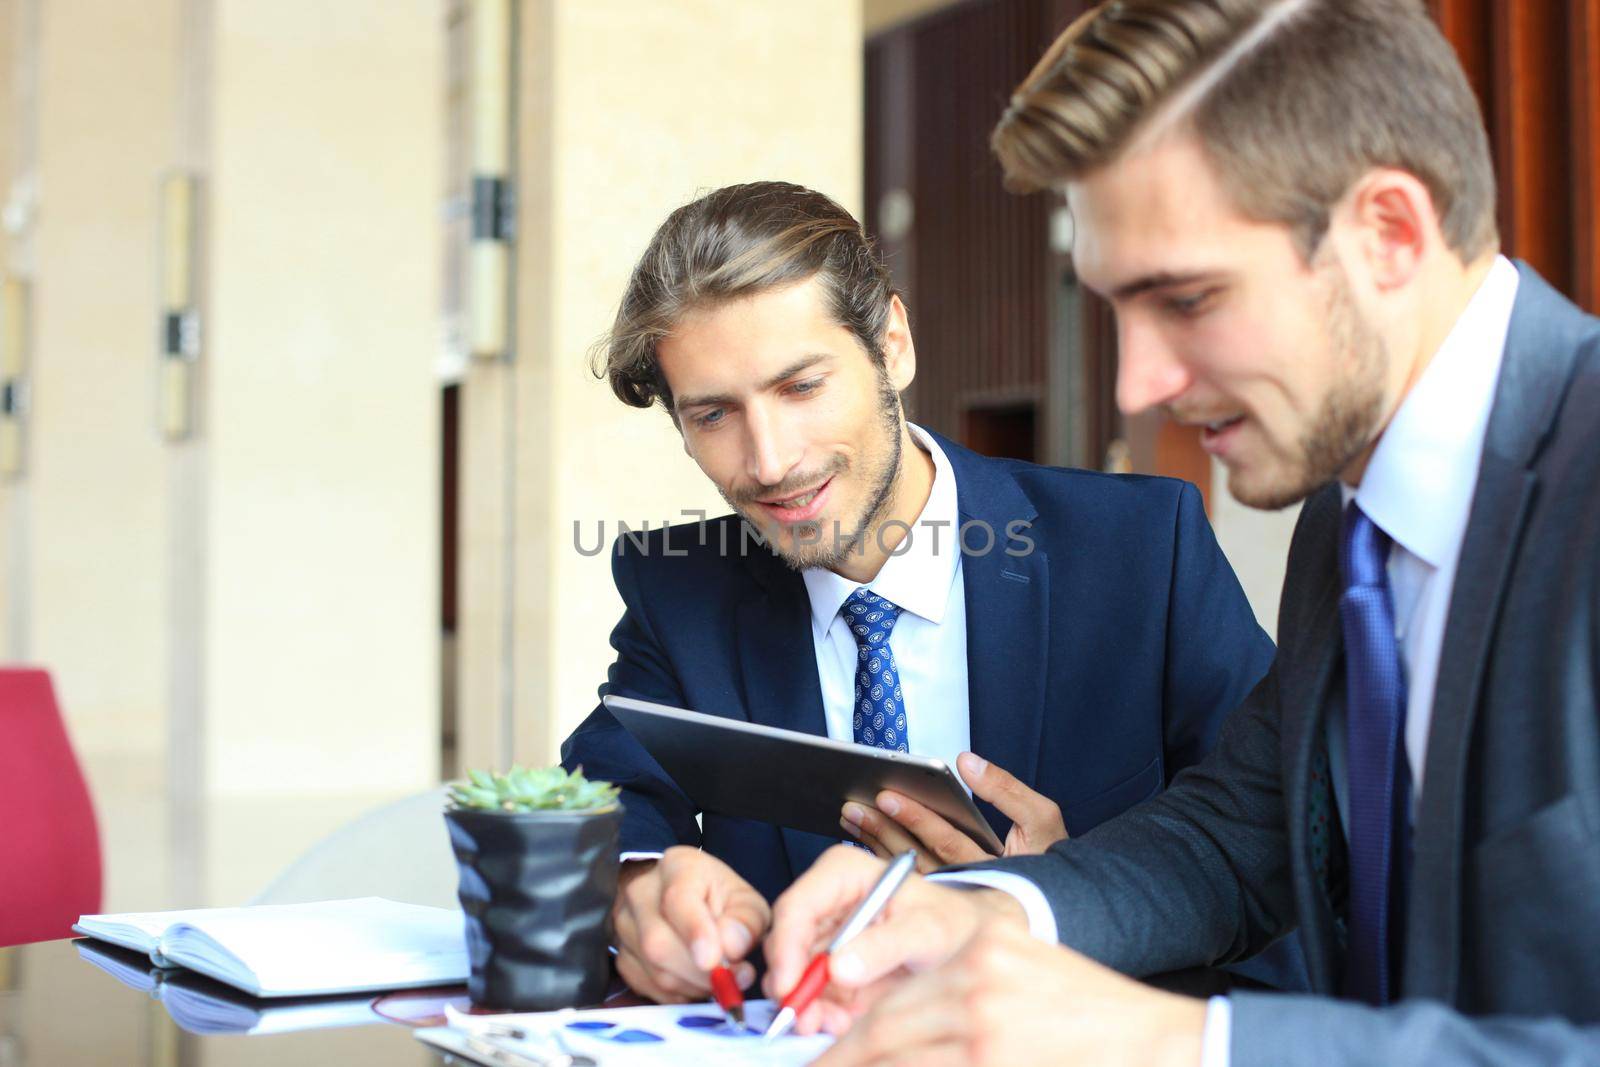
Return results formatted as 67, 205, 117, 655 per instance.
843, 589, 909, 753
1338, 501, 1410, 1006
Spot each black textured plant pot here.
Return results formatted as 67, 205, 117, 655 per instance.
444, 805, 623, 1011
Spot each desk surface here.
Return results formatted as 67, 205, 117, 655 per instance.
0, 937, 465, 1066
0, 935, 1246, 1066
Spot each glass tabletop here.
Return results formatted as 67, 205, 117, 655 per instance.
0, 937, 463, 1066
0, 933, 1246, 1066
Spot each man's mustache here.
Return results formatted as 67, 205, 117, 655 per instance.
726, 455, 849, 507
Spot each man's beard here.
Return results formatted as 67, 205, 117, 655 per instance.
725, 370, 905, 570
1231, 257, 1389, 511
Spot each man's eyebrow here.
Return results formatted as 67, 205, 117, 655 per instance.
673, 354, 833, 412
1108, 271, 1224, 301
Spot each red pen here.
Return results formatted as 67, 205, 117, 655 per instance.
710, 962, 745, 1028
763, 849, 918, 1042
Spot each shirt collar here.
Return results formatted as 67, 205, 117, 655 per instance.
802, 423, 961, 635
1342, 255, 1519, 568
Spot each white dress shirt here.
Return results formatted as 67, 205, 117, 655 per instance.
1204, 256, 1522, 1062
802, 422, 971, 777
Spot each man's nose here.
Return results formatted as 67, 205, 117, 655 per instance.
745, 404, 803, 488
1114, 317, 1192, 416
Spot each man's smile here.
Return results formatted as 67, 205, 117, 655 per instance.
755, 477, 834, 524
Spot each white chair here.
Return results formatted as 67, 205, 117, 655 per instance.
251, 786, 462, 909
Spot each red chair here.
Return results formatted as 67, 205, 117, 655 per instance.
0, 668, 102, 945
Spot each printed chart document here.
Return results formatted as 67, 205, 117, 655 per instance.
416, 999, 832, 1066
74, 897, 468, 997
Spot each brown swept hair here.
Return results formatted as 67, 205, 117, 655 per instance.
992, 0, 1498, 261
596, 181, 897, 414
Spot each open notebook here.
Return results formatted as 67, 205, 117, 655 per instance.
73, 897, 468, 997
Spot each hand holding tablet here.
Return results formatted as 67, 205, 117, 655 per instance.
601, 694, 1004, 856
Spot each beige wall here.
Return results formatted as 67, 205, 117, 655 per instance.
205, 0, 440, 795
0, 0, 18, 663
32, 0, 177, 763
1209, 457, 1298, 638
201, 0, 442, 903
543, 0, 864, 756
28, 0, 183, 910
459, 0, 865, 771
2, 0, 443, 911
0, 0, 868, 935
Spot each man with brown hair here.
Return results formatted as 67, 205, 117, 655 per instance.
558, 181, 1279, 1005
765, 1, 1600, 1064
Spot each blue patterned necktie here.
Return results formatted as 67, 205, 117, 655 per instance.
843, 589, 909, 752
1338, 501, 1411, 1006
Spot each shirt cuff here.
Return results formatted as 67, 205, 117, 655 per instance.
1201, 996, 1231, 1067
620, 851, 665, 863
926, 870, 1058, 942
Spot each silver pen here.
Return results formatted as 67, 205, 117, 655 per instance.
762, 849, 919, 1043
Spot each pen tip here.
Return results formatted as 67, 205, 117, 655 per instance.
762, 1006, 796, 1044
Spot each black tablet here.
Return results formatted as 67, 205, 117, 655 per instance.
602, 694, 1003, 856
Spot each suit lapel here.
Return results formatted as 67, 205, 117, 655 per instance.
933, 433, 1047, 841
1280, 488, 1346, 994
963, 530, 1049, 839
735, 537, 828, 737
1407, 263, 1585, 1002
735, 534, 833, 876
1407, 457, 1534, 1001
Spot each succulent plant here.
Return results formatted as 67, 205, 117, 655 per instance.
447, 765, 620, 815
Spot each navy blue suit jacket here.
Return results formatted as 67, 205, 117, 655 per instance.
563, 428, 1273, 908
561, 432, 1275, 905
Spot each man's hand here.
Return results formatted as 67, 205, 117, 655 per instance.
762, 845, 1029, 1035
611, 847, 769, 1003
813, 919, 1208, 1067
841, 752, 1068, 873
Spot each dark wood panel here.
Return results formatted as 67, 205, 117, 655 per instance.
1572, 0, 1600, 311
1493, 1, 1573, 291
1431, 0, 1495, 129
867, 0, 1053, 451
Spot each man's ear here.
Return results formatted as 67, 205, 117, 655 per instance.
880, 295, 916, 392
1339, 168, 1439, 292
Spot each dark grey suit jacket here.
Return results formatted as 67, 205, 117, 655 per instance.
982, 263, 1600, 1064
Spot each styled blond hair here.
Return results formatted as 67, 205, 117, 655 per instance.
993, 0, 1497, 260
